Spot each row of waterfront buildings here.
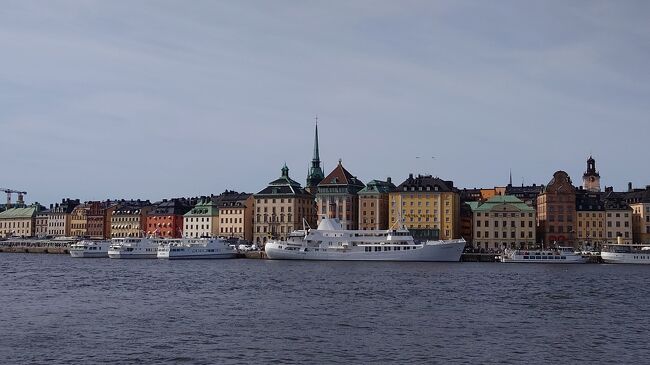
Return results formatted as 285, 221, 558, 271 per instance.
1, 124, 650, 249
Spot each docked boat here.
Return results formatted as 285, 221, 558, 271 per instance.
601, 244, 650, 264
264, 218, 465, 261
157, 237, 237, 259
108, 237, 165, 259
69, 240, 110, 258
500, 246, 587, 263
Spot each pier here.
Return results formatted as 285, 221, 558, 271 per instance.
0, 239, 74, 254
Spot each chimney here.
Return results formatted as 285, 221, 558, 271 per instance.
387, 177, 392, 184
408, 173, 413, 180
628, 182, 633, 192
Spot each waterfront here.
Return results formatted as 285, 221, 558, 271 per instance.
1, 254, 649, 364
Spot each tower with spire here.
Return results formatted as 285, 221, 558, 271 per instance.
306, 118, 324, 194
582, 155, 601, 192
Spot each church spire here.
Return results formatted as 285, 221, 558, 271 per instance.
306, 116, 324, 194
509, 169, 513, 186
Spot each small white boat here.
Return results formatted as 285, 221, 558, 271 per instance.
69, 240, 110, 258
601, 244, 650, 264
500, 246, 587, 263
157, 237, 237, 259
108, 237, 166, 259
265, 218, 465, 262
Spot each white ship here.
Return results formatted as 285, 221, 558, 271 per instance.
601, 244, 650, 264
500, 246, 587, 264
157, 237, 238, 259
108, 237, 168, 259
69, 240, 110, 258
264, 218, 465, 261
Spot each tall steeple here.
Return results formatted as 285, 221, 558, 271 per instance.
306, 117, 324, 194
509, 169, 513, 186
582, 155, 601, 192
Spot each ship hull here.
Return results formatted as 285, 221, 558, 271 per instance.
108, 252, 157, 259
265, 241, 464, 262
158, 253, 237, 260
601, 251, 650, 264
70, 251, 108, 258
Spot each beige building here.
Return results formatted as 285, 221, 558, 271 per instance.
625, 185, 650, 243
469, 195, 536, 250
388, 174, 460, 240
47, 199, 80, 237
184, 197, 220, 238
0, 204, 42, 238
575, 190, 605, 248
358, 178, 395, 230
70, 203, 90, 237
110, 201, 152, 238
253, 165, 316, 244
35, 209, 50, 237
215, 191, 254, 241
604, 194, 633, 244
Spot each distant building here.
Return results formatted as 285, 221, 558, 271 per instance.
603, 191, 633, 244
70, 203, 90, 237
505, 184, 544, 209
87, 201, 111, 239
389, 174, 460, 240
0, 204, 43, 238
582, 156, 601, 192
183, 197, 220, 238
358, 178, 396, 230
214, 191, 254, 241
35, 209, 50, 237
146, 198, 193, 238
575, 189, 605, 248
47, 199, 80, 237
316, 160, 365, 230
253, 164, 316, 244
470, 195, 536, 250
536, 171, 577, 245
305, 122, 325, 195
110, 200, 152, 238
625, 184, 650, 243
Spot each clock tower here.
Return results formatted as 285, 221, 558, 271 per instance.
582, 156, 601, 192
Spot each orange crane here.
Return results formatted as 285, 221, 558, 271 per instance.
1, 188, 27, 208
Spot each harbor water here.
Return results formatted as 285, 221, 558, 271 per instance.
1, 254, 649, 364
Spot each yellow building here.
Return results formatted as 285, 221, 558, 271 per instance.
469, 195, 536, 250
625, 186, 650, 243
388, 174, 460, 240
575, 191, 605, 249
70, 203, 90, 237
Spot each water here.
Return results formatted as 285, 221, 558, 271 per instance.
1, 254, 649, 364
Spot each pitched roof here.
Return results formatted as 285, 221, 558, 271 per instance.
397, 174, 454, 192
212, 191, 252, 208
470, 195, 534, 212
150, 199, 193, 216
0, 205, 42, 219
185, 198, 219, 217
257, 165, 311, 196
318, 161, 364, 188
358, 179, 396, 195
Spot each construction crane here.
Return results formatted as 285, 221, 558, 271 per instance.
1, 188, 27, 208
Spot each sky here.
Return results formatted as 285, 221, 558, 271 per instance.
1, 1, 649, 205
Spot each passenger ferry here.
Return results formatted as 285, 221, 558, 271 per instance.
500, 246, 587, 264
157, 237, 238, 259
69, 240, 110, 258
108, 237, 169, 259
264, 218, 466, 261
601, 244, 650, 264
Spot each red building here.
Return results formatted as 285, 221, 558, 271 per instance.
146, 199, 193, 238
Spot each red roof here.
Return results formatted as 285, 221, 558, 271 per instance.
318, 161, 364, 187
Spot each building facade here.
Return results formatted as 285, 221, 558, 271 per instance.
388, 174, 460, 240
604, 192, 633, 244
35, 209, 50, 237
70, 203, 90, 237
110, 201, 152, 238
358, 178, 395, 230
536, 171, 577, 246
254, 165, 316, 244
47, 199, 80, 237
471, 195, 536, 250
0, 204, 42, 238
316, 160, 365, 230
146, 198, 193, 238
183, 197, 220, 238
86, 201, 110, 239
625, 185, 650, 244
214, 191, 254, 241
575, 190, 605, 249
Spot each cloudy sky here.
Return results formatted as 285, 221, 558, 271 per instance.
2, 1, 649, 205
